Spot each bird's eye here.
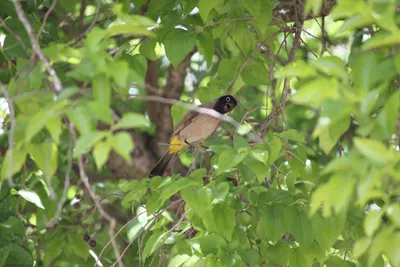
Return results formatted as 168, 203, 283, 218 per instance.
226, 96, 231, 102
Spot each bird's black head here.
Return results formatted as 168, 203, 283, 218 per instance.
214, 95, 237, 114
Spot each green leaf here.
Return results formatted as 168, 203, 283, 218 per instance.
311, 56, 348, 82
212, 201, 235, 241
217, 148, 247, 174
353, 236, 372, 258
93, 140, 111, 170
142, 231, 167, 262
25, 100, 69, 142
350, 51, 377, 93
241, 62, 269, 86
311, 211, 345, 249
93, 75, 111, 106
375, 91, 400, 139
1, 147, 27, 180
245, 157, 269, 181
218, 58, 238, 81
105, 24, 154, 38
197, 31, 214, 68
139, 39, 157, 61
29, 141, 58, 178
279, 129, 305, 143
158, 178, 201, 205
111, 132, 134, 163
289, 248, 312, 267
292, 78, 339, 106
67, 232, 89, 260
325, 256, 356, 267
284, 206, 313, 247
265, 242, 290, 265
114, 112, 150, 130
168, 254, 190, 267
304, 0, 323, 16
195, 234, 227, 254
46, 116, 62, 144
2, 216, 25, 236
67, 105, 95, 135
354, 138, 391, 164
256, 205, 287, 242
164, 29, 196, 68
18, 189, 45, 209
73, 131, 108, 157
199, 0, 215, 22
211, 182, 230, 202
181, 187, 212, 217
239, 0, 272, 28
239, 248, 260, 265
364, 210, 382, 237
3, 244, 33, 267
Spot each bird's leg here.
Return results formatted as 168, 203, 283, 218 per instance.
200, 144, 215, 157
184, 140, 195, 153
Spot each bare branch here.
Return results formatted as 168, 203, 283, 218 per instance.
13, 0, 62, 93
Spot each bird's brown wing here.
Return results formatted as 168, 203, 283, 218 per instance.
171, 101, 214, 138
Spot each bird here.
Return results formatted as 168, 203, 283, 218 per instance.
148, 95, 237, 177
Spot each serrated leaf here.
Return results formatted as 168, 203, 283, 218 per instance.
289, 248, 312, 267
18, 189, 45, 209
194, 234, 227, 254
164, 29, 196, 68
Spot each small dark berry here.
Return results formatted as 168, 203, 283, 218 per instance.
74, 203, 81, 209
75, 195, 81, 200
89, 240, 97, 247
83, 233, 90, 242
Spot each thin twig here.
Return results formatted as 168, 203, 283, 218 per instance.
0, 17, 29, 56
46, 130, 73, 228
74, 0, 100, 43
96, 210, 147, 265
68, 123, 123, 267
0, 82, 16, 186
78, 0, 87, 33
37, 0, 59, 39
226, 30, 282, 93
13, 0, 62, 93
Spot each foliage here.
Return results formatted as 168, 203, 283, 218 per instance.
0, 0, 399, 266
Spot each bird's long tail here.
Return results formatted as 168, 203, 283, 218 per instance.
148, 136, 187, 177
148, 151, 174, 178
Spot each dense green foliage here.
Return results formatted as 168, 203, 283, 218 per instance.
0, 0, 399, 266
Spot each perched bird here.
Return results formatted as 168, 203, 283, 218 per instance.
148, 95, 237, 177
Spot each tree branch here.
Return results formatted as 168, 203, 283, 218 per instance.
13, 0, 62, 93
